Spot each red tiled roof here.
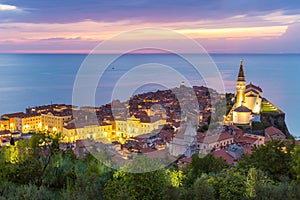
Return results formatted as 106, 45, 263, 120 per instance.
235, 135, 258, 145
218, 132, 234, 141
265, 126, 286, 138
212, 149, 235, 165
197, 131, 233, 144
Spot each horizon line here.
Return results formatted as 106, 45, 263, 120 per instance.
1, 52, 300, 55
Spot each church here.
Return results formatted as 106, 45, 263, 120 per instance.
225, 59, 263, 125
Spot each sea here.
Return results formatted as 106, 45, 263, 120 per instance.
0, 53, 299, 137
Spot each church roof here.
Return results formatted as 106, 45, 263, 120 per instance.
234, 105, 252, 113
237, 59, 245, 82
246, 82, 263, 93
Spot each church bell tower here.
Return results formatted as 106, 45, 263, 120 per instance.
236, 59, 246, 107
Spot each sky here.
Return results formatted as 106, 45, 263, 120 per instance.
1, 0, 300, 53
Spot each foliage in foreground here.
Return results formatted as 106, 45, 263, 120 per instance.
0, 133, 300, 199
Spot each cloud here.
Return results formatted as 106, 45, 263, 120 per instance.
0, 1, 300, 53
1, 0, 300, 24
0, 4, 18, 11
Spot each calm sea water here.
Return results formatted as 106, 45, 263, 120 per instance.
0, 53, 299, 136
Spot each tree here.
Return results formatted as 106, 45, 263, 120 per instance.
0, 181, 58, 200
292, 146, 300, 182
237, 139, 294, 181
188, 154, 228, 182
193, 178, 215, 200
254, 182, 288, 200
244, 168, 259, 198
104, 169, 167, 200
218, 170, 246, 200
104, 155, 171, 200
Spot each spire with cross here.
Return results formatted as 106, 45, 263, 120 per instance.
237, 58, 245, 81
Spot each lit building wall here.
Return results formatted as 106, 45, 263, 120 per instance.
236, 81, 246, 107
115, 117, 167, 138
21, 115, 42, 133
245, 93, 262, 114
0, 119, 9, 131
114, 120, 127, 137
41, 112, 72, 133
2, 114, 42, 133
63, 123, 113, 143
126, 116, 141, 137
233, 111, 251, 124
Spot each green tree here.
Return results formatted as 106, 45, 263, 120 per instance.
104, 169, 167, 200
244, 168, 259, 198
193, 178, 215, 200
104, 155, 169, 200
188, 154, 228, 183
254, 182, 288, 200
237, 139, 294, 181
292, 145, 300, 182
218, 170, 246, 200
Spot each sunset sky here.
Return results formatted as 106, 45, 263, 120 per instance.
1, 0, 300, 53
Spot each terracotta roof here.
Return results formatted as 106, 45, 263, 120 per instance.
197, 131, 233, 144
235, 135, 258, 145
265, 126, 286, 138
234, 105, 252, 113
218, 132, 234, 141
213, 149, 235, 165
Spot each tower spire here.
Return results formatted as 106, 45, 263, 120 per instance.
236, 59, 246, 107
237, 58, 245, 82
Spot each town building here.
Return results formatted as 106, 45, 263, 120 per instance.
41, 111, 73, 133
0, 118, 10, 131
114, 115, 166, 138
63, 121, 113, 143
265, 126, 286, 139
2, 112, 42, 133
